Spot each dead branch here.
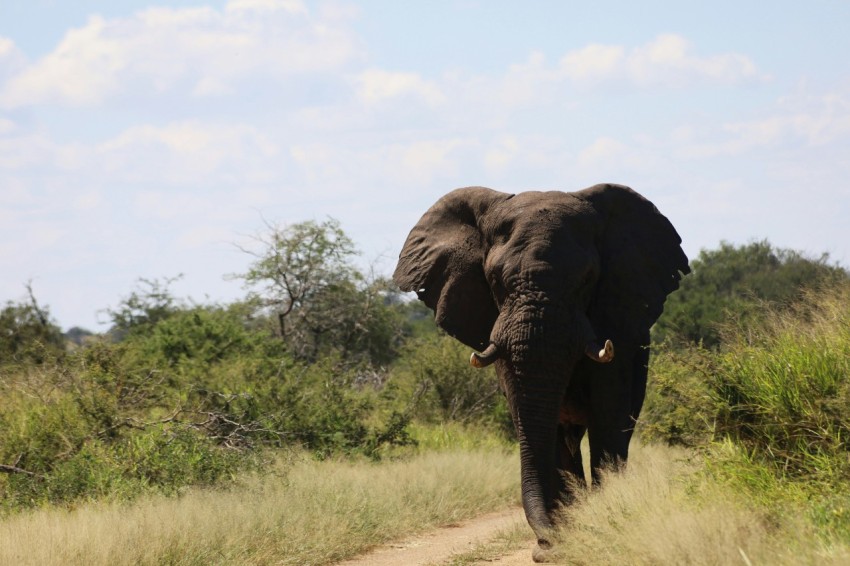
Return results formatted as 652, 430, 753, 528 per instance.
0, 464, 44, 479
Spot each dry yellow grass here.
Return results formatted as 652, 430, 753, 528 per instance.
553, 442, 850, 565
0, 448, 519, 566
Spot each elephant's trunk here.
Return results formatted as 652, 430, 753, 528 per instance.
499, 365, 565, 558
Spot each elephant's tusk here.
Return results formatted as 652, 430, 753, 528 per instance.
470, 343, 500, 368
585, 339, 614, 363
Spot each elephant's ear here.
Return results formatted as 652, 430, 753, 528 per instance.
576, 184, 690, 345
393, 187, 511, 351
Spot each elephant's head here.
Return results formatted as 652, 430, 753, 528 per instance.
393, 184, 688, 554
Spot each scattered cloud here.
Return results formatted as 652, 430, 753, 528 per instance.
498, 33, 767, 97
355, 69, 445, 106
94, 121, 280, 184
624, 34, 764, 87
0, 0, 361, 108
0, 36, 27, 80
675, 87, 850, 158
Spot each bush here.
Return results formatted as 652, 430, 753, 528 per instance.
0, 293, 65, 364
654, 240, 848, 348
0, 304, 413, 512
640, 346, 717, 448
0, 349, 253, 511
390, 334, 512, 434
644, 284, 850, 485
710, 289, 850, 480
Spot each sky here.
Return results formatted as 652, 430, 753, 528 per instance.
1, 0, 849, 330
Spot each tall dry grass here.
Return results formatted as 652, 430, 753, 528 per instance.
0, 448, 518, 566
553, 442, 850, 565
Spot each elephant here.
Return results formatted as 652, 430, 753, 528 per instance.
393, 183, 689, 562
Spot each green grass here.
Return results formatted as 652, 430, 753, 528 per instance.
404, 421, 515, 452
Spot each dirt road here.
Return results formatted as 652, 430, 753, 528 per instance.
336, 507, 538, 566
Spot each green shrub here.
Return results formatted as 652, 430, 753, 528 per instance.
640, 346, 717, 447
0, 316, 417, 510
709, 290, 850, 480
654, 241, 848, 348
645, 284, 850, 487
0, 295, 65, 364
390, 334, 511, 433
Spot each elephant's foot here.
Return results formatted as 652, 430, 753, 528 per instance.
532, 539, 555, 563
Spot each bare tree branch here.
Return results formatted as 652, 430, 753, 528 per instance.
0, 463, 44, 479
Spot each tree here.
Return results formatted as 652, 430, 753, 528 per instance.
235, 218, 405, 365
654, 240, 849, 347
103, 276, 184, 339
0, 282, 65, 363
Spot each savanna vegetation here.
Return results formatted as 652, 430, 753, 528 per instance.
1, 220, 849, 564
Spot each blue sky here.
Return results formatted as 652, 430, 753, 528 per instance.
2, 0, 849, 330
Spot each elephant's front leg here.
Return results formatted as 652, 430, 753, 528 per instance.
585, 352, 637, 483
557, 422, 587, 504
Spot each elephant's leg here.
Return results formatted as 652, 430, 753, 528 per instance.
557, 423, 586, 503
588, 342, 651, 483
588, 423, 631, 485
584, 352, 635, 485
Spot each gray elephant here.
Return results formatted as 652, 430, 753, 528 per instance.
393, 184, 689, 562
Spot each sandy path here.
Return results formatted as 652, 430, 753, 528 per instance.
475, 547, 537, 565
336, 507, 536, 566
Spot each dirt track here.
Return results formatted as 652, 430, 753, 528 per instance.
336, 507, 538, 566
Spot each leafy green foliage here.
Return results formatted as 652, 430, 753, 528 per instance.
390, 334, 512, 434
103, 275, 185, 337
654, 240, 848, 348
0, 295, 413, 512
645, 284, 850, 489
644, 282, 850, 540
235, 218, 407, 365
0, 289, 65, 364
0, 353, 247, 510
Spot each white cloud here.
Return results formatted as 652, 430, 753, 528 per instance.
484, 136, 521, 173
625, 34, 763, 87
288, 137, 476, 189
0, 0, 360, 108
577, 137, 629, 166
176, 224, 235, 250
225, 0, 308, 15
560, 44, 625, 83
498, 33, 766, 96
675, 87, 850, 158
72, 190, 103, 211
355, 69, 445, 106
0, 117, 16, 135
1, 16, 124, 106
0, 36, 27, 79
95, 121, 279, 183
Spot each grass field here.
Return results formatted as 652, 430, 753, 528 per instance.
2, 431, 848, 565
0, 445, 519, 566
553, 442, 850, 566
